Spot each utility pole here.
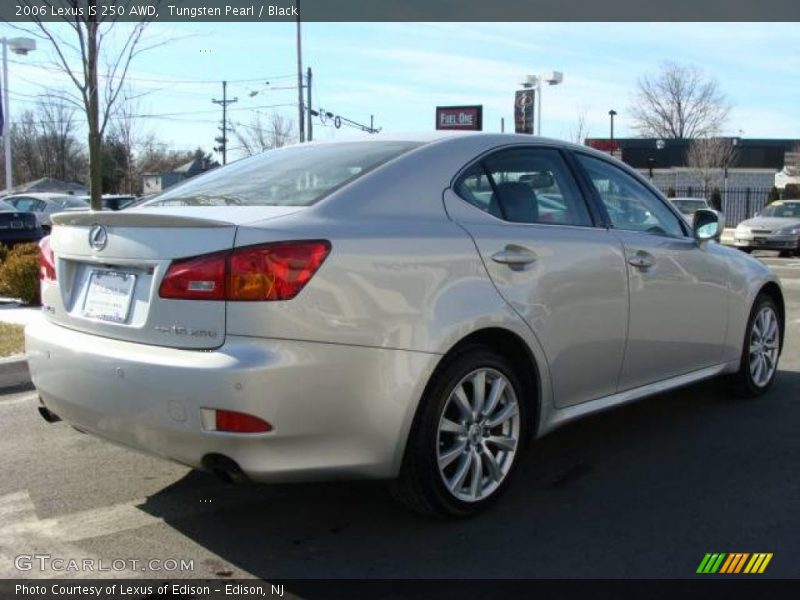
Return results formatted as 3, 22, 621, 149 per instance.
306, 67, 313, 142
212, 80, 238, 165
296, 0, 305, 143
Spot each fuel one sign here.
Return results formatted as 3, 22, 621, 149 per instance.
435, 106, 483, 131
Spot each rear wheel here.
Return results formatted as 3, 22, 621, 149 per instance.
391, 346, 529, 517
779, 250, 793, 258
739, 247, 753, 254
730, 294, 781, 397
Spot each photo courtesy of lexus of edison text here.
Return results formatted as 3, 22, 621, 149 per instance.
0, 0, 798, 594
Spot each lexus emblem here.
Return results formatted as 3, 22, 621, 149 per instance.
88, 224, 108, 251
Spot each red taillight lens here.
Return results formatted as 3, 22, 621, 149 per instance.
159, 241, 330, 302
39, 236, 56, 282
159, 251, 227, 300
228, 240, 331, 301
215, 410, 272, 433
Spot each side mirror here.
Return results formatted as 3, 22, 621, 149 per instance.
693, 208, 721, 242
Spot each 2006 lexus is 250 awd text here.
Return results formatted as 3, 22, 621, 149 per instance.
26, 133, 784, 517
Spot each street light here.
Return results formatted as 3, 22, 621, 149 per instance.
521, 71, 563, 136
608, 109, 617, 141
2, 37, 36, 193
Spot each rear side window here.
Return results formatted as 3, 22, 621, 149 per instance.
455, 147, 593, 226
146, 141, 421, 207
577, 154, 685, 237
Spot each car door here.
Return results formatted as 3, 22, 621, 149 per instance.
446, 146, 629, 408
574, 153, 730, 391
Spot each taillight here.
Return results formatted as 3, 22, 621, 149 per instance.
158, 251, 227, 300
39, 236, 56, 282
228, 240, 331, 301
159, 241, 330, 302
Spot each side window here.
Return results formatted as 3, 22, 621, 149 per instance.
10, 197, 36, 212
576, 154, 685, 237
455, 148, 592, 226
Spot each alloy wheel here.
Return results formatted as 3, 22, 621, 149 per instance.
749, 305, 779, 387
436, 368, 520, 503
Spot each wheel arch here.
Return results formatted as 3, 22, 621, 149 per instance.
413, 327, 543, 446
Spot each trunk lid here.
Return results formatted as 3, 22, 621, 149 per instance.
44, 206, 302, 349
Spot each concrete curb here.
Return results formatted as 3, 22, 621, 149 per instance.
0, 354, 31, 389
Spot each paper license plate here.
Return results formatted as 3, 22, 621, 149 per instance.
82, 270, 136, 323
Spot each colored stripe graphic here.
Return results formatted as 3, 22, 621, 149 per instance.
697, 553, 727, 573
699, 552, 773, 574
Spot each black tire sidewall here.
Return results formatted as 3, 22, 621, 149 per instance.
737, 294, 781, 396
406, 346, 529, 517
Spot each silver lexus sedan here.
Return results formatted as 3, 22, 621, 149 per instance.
26, 134, 784, 517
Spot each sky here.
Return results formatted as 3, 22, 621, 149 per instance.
3, 21, 799, 162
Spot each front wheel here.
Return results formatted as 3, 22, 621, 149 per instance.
730, 294, 781, 397
391, 346, 529, 517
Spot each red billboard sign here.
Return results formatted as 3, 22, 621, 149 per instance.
436, 105, 483, 131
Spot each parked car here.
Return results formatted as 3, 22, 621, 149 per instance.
669, 197, 710, 220
0, 202, 43, 247
1, 193, 89, 232
734, 199, 800, 257
102, 195, 138, 211
70, 195, 140, 211
26, 134, 784, 517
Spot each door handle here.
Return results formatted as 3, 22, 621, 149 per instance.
627, 250, 655, 269
491, 245, 537, 269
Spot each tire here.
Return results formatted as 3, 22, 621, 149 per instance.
778, 251, 792, 258
740, 248, 753, 254
730, 293, 781, 397
391, 345, 530, 518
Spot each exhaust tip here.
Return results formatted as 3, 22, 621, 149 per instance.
37, 404, 61, 424
202, 453, 250, 485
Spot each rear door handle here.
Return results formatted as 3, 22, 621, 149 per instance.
491, 245, 537, 269
627, 250, 655, 269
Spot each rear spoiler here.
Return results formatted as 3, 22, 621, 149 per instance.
50, 211, 230, 228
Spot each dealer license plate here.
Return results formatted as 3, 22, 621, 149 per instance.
82, 270, 136, 323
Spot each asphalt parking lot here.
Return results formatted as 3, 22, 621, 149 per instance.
1, 253, 798, 580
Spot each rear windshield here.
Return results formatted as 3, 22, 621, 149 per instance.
672, 199, 706, 212
145, 141, 421, 207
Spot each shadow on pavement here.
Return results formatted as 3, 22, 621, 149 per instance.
137, 370, 800, 579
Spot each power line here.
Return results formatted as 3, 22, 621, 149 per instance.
7, 58, 296, 85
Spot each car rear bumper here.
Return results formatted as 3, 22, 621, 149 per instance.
26, 318, 437, 482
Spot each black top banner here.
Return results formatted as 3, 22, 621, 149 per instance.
2, 0, 800, 22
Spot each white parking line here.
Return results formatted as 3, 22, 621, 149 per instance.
0, 486, 248, 578
0, 490, 136, 579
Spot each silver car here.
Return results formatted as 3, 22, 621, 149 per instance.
669, 197, 710, 220
26, 134, 784, 517
734, 200, 800, 256
2, 193, 89, 232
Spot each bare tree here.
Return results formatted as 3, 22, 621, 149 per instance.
630, 62, 731, 139
0, 99, 87, 184
233, 113, 295, 157
568, 107, 590, 145
687, 137, 738, 196
107, 89, 147, 194
17, 0, 164, 209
